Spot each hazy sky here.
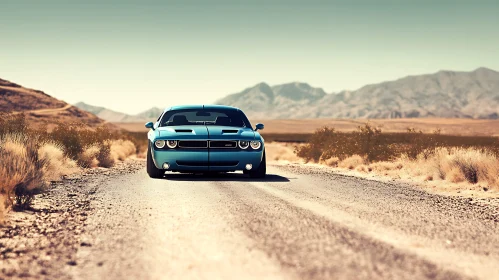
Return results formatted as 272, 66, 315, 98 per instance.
1, 0, 498, 114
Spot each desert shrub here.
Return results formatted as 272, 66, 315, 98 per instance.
444, 148, 498, 184
97, 142, 115, 168
396, 147, 499, 188
338, 155, 365, 169
0, 195, 5, 224
295, 124, 392, 163
38, 142, 79, 181
77, 142, 117, 168
296, 124, 499, 164
0, 113, 29, 136
295, 127, 336, 162
406, 128, 442, 159
110, 139, 136, 161
78, 144, 100, 168
121, 131, 148, 154
354, 123, 388, 162
50, 125, 86, 160
0, 134, 48, 209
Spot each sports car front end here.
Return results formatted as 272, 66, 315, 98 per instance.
145, 105, 266, 178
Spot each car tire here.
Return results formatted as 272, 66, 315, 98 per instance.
147, 143, 164, 179
249, 151, 266, 178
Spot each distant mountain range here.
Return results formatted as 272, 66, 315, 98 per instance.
74, 102, 162, 123
216, 67, 499, 119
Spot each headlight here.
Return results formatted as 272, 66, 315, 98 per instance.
250, 141, 261, 150
166, 140, 178, 148
155, 140, 166, 149
238, 140, 250, 149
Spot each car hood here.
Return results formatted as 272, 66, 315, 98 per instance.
206, 126, 255, 140
155, 126, 256, 140
156, 126, 208, 139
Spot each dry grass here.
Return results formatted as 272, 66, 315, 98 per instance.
316, 148, 499, 192
110, 139, 136, 161
0, 114, 140, 219
410, 148, 499, 187
294, 124, 499, 193
296, 124, 499, 163
338, 155, 366, 170
96, 142, 115, 168
77, 142, 120, 168
38, 142, 79, 181
0, 195, 5, 225
0, 134, 49, 210
78, 144, 100, 168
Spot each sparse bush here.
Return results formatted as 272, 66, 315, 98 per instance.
355, 123, 385, 162
295, 127, 337, 162
0, 134, 48, 209
296, 124, 499, 164
430, 148, 499, 185
97, 142, 115, 168
50, 125, 85, 160
110, 139, 136, 161
406, 127, 442, 159
38, 142, 79, 181
0, 195, 6, 224
78, 144, 100, 168
295, 124, 499, 189
339, 155, 365, 170
0, 113, 142, 221
77, 142, 119, 168
0, 113, 29, 136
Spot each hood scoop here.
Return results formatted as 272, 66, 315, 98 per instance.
175, 129, 193, 133
221, 130, 238, 134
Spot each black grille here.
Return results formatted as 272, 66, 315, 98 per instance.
176, 161, 209, 166
209, 140, 237, 148
210, 161, 239, 166
178, 140, 208, 148
176, 161, 238, 167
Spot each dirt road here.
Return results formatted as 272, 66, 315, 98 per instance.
10, 104, 73, 115
65, 163, 499, 280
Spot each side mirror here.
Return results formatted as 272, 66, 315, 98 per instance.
145, 122, 154, 130
255, 123, 264, 131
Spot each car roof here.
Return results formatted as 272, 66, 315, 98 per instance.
164, 105, 240, 112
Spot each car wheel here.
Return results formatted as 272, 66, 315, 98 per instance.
249, 151, 266, 178
147, 142, 164, 179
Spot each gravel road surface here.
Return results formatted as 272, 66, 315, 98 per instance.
74, 164, 498, 280
2, 162, 498, 280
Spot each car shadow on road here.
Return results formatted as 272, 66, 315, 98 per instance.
161, 172, 291, 182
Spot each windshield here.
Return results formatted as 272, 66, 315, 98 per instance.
159, 109, 252, 128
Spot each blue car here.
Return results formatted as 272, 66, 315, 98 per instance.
145, 105, 266, 178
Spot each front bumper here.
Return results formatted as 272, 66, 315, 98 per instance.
152, 148, 264, 172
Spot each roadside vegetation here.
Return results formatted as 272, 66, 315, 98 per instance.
0, 113, 143, 223
295, 123, 499, 191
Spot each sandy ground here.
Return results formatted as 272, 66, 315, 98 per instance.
0, 160, 144, 280
1, 160, 498, 280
